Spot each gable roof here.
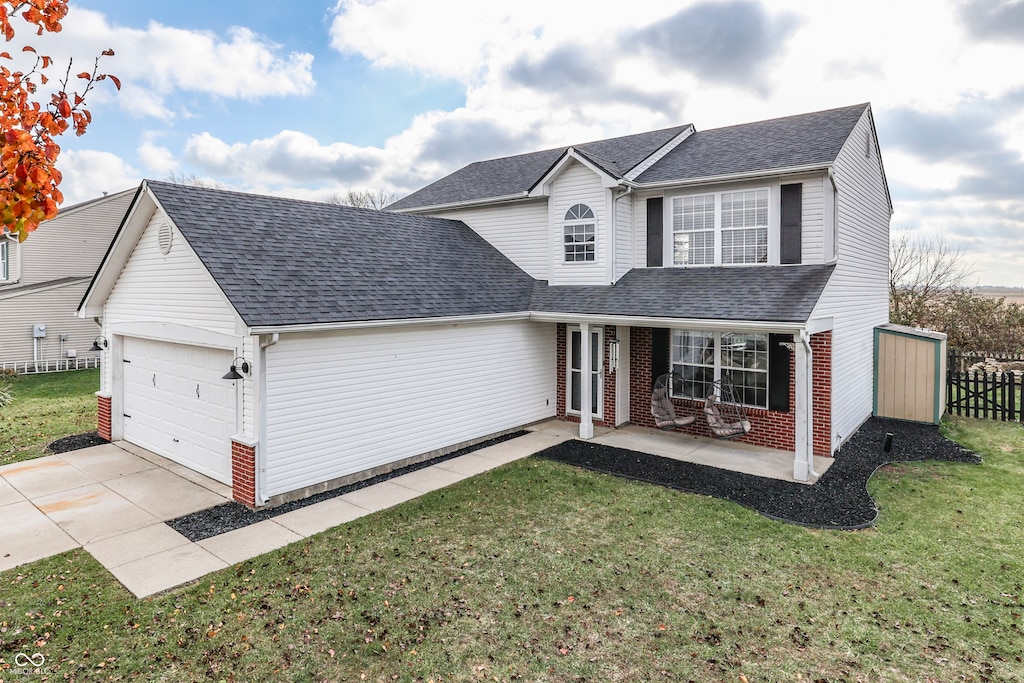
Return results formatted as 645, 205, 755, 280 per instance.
387, 125, 691, 211
391, 103, 872, 212
143, 181, 536, 327
636, 103, 869, 184
529, 264, 835, 323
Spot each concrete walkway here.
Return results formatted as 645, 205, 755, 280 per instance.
0, 428, 569, 597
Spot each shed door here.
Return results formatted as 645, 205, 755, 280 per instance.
122, 337, 235, 484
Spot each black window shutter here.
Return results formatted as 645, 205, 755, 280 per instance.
780, 184, 802, 265
651, 328, 670, 388
768, 333, 791, 412
646, 198, 663, 267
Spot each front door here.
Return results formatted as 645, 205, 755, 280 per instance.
568, 326, 603, 419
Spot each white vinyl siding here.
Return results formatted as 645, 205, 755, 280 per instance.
0, 280, 102, 367
263, 320, 556, 498
812, 109, 891, 450
431, 200, 549, 279
800, 176, 826, 263
104, 211, 240, 335
549, 161, 606, 285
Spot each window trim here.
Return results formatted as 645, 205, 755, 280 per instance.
566, 324, 603, 419
562, 203, 596, 264
670, 329, 769, 409
0, 240, 8, 281
667, 187, 771, 267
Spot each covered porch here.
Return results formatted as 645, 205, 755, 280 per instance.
530, 419, 834, 484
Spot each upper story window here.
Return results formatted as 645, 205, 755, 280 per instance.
563, 203, 595, 263
0, 240, 8, 281
672, 189, 769, 265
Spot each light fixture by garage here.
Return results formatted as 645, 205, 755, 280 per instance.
89, 336, 108, 352
222, 356, 250, 380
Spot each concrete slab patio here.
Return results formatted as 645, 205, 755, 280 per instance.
1, 420, 826, 597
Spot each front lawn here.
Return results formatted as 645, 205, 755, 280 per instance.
0, 368, 99, 467
1, 415, 1022, 681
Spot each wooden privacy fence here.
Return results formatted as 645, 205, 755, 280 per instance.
946, 351, 1024, 422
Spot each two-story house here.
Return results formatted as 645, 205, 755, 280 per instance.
78, 103, 890, 508
1, 189, 134, 372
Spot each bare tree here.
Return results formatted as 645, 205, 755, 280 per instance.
324, 189, 398, 210
889, 230, 975, 327
165, 172, 225, 189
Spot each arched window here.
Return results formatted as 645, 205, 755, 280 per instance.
563, 203, 595, 262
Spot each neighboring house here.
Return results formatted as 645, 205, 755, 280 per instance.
78, 103, 891, 508
1, 189, 135, 372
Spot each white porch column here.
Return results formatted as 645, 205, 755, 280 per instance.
579, 322, 594, 439
793, 330, 816, 481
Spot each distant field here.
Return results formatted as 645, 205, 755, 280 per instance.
976, 287, 1024, 305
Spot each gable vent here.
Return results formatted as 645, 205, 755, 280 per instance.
157, 223, 173, 255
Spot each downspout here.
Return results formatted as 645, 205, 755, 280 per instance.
610, 186, 633, 284
800, 329, 820, 479
255, 333, 279, 505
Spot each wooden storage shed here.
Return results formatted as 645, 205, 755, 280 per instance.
873, 324, 947, 424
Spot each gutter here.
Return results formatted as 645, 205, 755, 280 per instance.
529, 311, 807, 334
391, 191, 532, 215
635, 163, 833, 191
247, 311, 532, 336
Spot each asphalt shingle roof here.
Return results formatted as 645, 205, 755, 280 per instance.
636, 104, 868, 183
528, 264, 835, 323
388, 125, 690, 211
147, 181, 536, 327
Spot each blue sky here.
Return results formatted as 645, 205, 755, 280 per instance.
29, 1, 1024, 285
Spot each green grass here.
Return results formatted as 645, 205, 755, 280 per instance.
0, 368, 99, 467
1, 416, 1023, 681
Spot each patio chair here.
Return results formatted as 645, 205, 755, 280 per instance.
650, 373, 696, 429
703, 379, 752, 439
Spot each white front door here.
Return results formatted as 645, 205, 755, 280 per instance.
568, 326, 603, 419
122, 337, 235, 484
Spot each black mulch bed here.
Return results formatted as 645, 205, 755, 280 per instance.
534, 417, 981, 530
167, 430, 530, 542
47, 431, 110, 453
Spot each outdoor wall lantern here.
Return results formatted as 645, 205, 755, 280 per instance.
608, 339, 620, 372
89, 336, 108, 352
222, 357, 251, 380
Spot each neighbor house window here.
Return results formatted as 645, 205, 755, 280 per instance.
563, 203, 595, 262
671, 188, 769, 265
671, 330, 769, 408
0, 240, 7, 281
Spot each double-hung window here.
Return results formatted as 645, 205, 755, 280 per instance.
563, 203, 595, 262
670, 330, 769, 408
671, 189, 769, 265
0, 240, 8, 281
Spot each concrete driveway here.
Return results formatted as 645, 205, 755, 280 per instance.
0, 443, 231, 574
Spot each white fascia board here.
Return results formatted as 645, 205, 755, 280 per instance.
247, 311, 533, 336
636, 163, 833, 191
624, 125, 695, 181
805, 316, 834, 334
529, 148, 622, 198
391, 192, 530, 214
76, 185, 156, 318
529, 310, 806, 333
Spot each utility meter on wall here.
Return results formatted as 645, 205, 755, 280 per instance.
32, 324, 46, 338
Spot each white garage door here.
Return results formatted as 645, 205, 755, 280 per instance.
122, 337, 236, 484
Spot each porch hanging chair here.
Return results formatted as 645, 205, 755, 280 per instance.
704, 377, 752, 440
650, 372, 696, 429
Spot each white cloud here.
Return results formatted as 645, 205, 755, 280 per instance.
138, 137, 178, 176
57, 150, 141, 205
31, 7, 315, 119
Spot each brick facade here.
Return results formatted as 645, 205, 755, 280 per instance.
97, 394, 112, 442
555, 323, 618, 427
627, 327, 835, 456
231, 440, 257, 508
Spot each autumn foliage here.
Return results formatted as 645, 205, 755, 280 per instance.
1, 0, 118, 241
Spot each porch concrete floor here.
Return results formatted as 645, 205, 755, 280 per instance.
529, 419, 834, 484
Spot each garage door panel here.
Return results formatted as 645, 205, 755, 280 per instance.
122, 337, 235, 484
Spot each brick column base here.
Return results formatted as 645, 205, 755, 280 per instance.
231, 439, 257, 508
97, 393, 112, 442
